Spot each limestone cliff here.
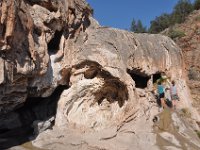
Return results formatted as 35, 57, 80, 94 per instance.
0, 0, 200, 150
163, 10, 200, 114
0, 0, 92, 113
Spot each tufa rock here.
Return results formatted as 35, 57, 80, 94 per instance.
0, 0, 200, 150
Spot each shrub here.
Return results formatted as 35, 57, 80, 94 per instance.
195, 15, 200, 21
194, 0, 200, 10
195, 130, 200, 139
169, 29, 186, 39
180, 108, 191, 118
188, 67, 200, 80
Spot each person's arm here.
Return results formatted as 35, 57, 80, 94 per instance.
170, 86, 173, 96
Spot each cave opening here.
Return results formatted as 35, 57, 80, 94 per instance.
0, 85, 68, 149
127, 69, 150, 89
48, 30, 63, 54
153, 73, 162, 83
18, 85, 68, 122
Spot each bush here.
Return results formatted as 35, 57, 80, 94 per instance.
195, 130, 200, 139
169, 29, 186, 39
149, 13, 172, 33
188, 67, 200, 80
195, 15, 200, 21
180, 108, 191, 118
171, 0, 193, 24
194, 0, 200, 10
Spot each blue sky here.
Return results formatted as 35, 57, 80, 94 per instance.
87, 0, 194, 30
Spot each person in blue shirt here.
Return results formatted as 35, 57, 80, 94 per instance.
157, 81, 166, 110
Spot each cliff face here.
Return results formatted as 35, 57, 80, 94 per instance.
163, 10, 200, 114
0, 0, 200, 150
0, 0, 92, 113
55, 28, 185, 129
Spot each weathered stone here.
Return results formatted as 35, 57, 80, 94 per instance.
0, 57, 4, 84
0, 0, 200, 150
32, 116, 55, 135
0, 0, 92, 113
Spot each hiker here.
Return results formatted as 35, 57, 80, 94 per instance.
170, 80, 179, 110
163, 77, 173, 108
157, 81, 166, 111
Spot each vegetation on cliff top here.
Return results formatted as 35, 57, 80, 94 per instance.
130, 0, 200, 33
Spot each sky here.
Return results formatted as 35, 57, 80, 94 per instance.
86, 0, 195, 30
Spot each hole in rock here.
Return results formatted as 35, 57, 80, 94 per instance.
74, 61, 128, 107
95, 71, 128, 107
153, 73, 162, 83
0, 24, 6, 37
127, 69, 150, 89
94, 77, 129, 108
48, 30, 63, 54
0, 85, 68, 149
18, 85, 68, 124
33, 27, 42, 36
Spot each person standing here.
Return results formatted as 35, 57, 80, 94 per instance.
157, 81, 166, 111
165, 87, 172, 108
164, 78, 172, 108
170, 81, 179, 110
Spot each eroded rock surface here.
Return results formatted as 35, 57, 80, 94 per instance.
0, 0, 200, 150
0, 0, 92, 113
162, 10, 200, 115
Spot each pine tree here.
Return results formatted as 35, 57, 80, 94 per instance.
130, 19, 146, 33
171, 0, 193, 24
130, 19, 137, 32
149, 13, 171, 33
136, 20, 146, 33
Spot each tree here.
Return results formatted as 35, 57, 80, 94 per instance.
149, 13, 171, 33
130, 19, 137, 32
194, 0, 200, 10
136, 20, 147, 33
171, 0, 193, 24
130, 19, 146, 33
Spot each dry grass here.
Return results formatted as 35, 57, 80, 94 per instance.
180, 108, 191, 118
195, 130, 200, 139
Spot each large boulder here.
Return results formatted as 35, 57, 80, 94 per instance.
0, 0, 200, 150
54, 27, 196, 130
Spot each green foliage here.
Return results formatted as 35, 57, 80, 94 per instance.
180, 108, 191, 118
145, 0, 194, 33
149, 13, 172, 33
194, 0, 200, 10
195, 130, 200, 139
130, 19, 137, 32
168, 29, 186, 39
130, 19, 147, 33
171, 0, 193, 24
188, 67, 200, 80
195, 15, 200, 21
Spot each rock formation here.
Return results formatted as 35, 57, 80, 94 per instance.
0, 0, 200, 150
163, 10, 200, 115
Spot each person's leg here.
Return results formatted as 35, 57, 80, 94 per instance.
157, 97, 162, 112
161, 98, 166, 109
173, 99, 177, 110
172, 99, 176, 110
